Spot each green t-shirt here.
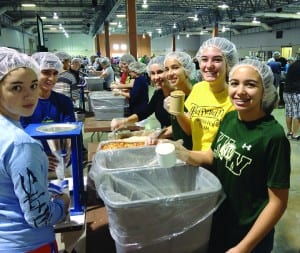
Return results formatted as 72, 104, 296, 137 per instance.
211, 111, 290, 246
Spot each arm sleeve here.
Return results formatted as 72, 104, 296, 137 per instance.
129, 77, 149, 114
9, 143, 66, 227
136, 90, 157, 121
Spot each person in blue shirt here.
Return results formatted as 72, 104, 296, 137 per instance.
20, 52, 76, 173
111, 56, 172, 130
0, 47, 70, 253
21, 52, 75, 126
113, 61, 149, 115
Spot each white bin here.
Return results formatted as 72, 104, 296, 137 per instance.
89, 91, 125, 109
89, 91, 126, 120
84, 76, 104, 91
93, 165, 224, 253
93, 105, 125, 120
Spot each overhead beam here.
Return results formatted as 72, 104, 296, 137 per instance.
255, 12, 300, 19
14, 17, 84, 26
0, 6, 91, 13
90, 0, 123, 36
220, 21, 272, 31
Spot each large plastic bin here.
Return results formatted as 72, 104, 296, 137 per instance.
89, 91, 126, 120
92, 165, 224, 253
89, 91, 125, 109
84, 76, 104, 91
93, 105, 125, 120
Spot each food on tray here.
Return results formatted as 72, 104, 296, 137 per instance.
100, 141, 145, 150
107, 129, 154, 140
99, 136, 148, 150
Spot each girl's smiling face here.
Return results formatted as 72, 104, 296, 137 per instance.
0, 67, 39, 120
199, 46, 227, 84
39, 69, 59, 93
164, 58, 188, 90
228, 65, 265, 121
149, 63, 168, 89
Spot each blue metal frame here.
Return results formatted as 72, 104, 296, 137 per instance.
25, 122, 85, 215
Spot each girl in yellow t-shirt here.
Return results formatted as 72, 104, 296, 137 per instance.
168, 37, 239, 150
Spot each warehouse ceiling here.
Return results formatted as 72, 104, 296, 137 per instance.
1, 0, 300, 38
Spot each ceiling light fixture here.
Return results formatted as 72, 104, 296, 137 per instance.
173, 23, 177, 29
252, 17, 261, 24
222, 25, 229, 32
200, 30, 209, 35
116, 14, 126, 18
21, 3, 36, 7
142, 0, 148, 9
218, 3, 229, 9
53, 12, 58, 19
118, 22, 122, 28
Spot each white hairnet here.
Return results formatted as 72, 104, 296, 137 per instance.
164, 51, 196, 80
128, 61, 146, 74
229, 59, 277, 114
31, 52, 62, 73
197, 37, 238, 70
119, 54, 136, 65
146, 55, 165, 75
55, 51, 71, 61
99, 57, 111, 66
71, 57, 81, 64
0, 47, 40, 82
272, 51, 280, 57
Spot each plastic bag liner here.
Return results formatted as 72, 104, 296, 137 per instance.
93, 165, 225, 253
90, 146, 159, 178
89, 146, 185, 180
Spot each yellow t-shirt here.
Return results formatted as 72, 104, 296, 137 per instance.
185, 81, 234, 151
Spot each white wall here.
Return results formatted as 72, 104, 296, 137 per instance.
151, 35, 203, 57
151, 20, 300, 59
230, 27, 300, 58
45, 33, 95, 57
0, 28, 95, 57
0, 28, 36, 54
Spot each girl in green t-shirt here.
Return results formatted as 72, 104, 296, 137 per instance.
171, 59, 291, 253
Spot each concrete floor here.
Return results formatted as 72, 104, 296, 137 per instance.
57, 104, 300, 253
272, 109, 300, 253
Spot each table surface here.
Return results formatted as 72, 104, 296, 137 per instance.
84, 117, 142, 133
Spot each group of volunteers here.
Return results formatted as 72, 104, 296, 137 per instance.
0, 35, 291, 253
111, 37, 291, 253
